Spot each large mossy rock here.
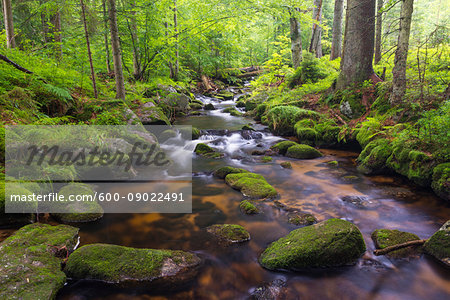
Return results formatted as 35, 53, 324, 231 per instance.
424, 220, 450, 267
0, 181, 35, 227
266, 106, 320, 136
138, 101, 170, 125
270, 141, 298, 155
357, 139, 393, 175
0, 223, 79, 299
371, 229, 421, 258
259, 219, 366, 270
194, 143, 224, 159
206, 224, 250, 243
65, 244, 201, 286
50, 183, 104, 223
225, 172, 277, 199
431, 163, 450, 201
285, 144, 322, 159
213, 166, 249, 179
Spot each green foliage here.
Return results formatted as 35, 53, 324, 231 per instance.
287, 53, 328, 88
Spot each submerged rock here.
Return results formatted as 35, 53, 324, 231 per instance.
250, 278, 286, 300
225, 172, 277, 199
213, 166, 249, 179
203, 103, 215, 110
424, 220, 450, 267
280, 162, 292, 169
239, 200, 259, 214
287, 213, 317, 226
223, 107, 242, 116
206, 224, 250, 243
0, 223, 79, 299
261, 156, 273, 163
65, 244, 201, 286
259, 219, 366, 270
242, 124, 255, 131
371, 229, 421, 258
285, 144, 322, 159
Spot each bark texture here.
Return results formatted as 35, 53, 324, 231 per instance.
290, 17, 303, 69
390, 0, 414, 105
102, 0, 112, 73
81, 0, 98, 98
374, 0, 384, 64
330, 0, 344, 60
108, 0, 126, 99
130, 0, 140, 79
173, 0, 179, 81
51, 11, 62, 60
3, 0, 16, 48
336, 0, 377, 89
309, 0, 323, 58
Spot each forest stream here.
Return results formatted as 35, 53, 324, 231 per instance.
56, 88, 450, 300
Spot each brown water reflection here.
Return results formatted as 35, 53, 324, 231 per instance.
57, 147, 450, 300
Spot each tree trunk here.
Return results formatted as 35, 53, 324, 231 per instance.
108, 0, 126, 99
374, 0, 384, 64
336, 0, 377, 89
2, 0, 16, 48
81, 0, 98, 98
51, 11, 62, 60
102, 0, 111, 73
330, 0, 344, 60
173, 0, 179, 81
390, 0, 414, 105
309, 0, 323, 58
130, 0, 140, 80
40, 0, 49, 44
290, 17, 302, 69
164, 20, 175, 78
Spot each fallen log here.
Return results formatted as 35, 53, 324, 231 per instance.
236, 70, 264, 78
373, 239, 427, 256
0, 54, 33, 74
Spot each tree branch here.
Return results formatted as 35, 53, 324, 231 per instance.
373, 239, 427, 256
0, 54, 34, 74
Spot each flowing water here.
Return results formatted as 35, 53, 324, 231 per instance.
57, 91, 450, 300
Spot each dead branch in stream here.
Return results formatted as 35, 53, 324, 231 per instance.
373, 239, 427, 256
0, 54, 33, 74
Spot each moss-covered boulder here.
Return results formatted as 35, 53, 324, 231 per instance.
138, 102, 170, 125
213, 166, 249, 179
285, 144, 322, 159
1, 181, 36, 227
0, 223, 79, 299
424, 220, 450, 267
225, 173, 277, 199
266, 106, 320, 136
431, 163, 450, 201
371, 229, 421, 258
206, 224, 250, 243
261, 156, 273, 163
280, 162, 292, 169
242, 124, 255, 131
50, 183, 103, 223
259, 219, 366, 270
357, 139, 393, 175
65, 244, 201, 286
239, 200, 259, 214
189, 103, 203, 110
287, 213, 317, 226
223, 107, 242, 116
194, 143, 224, 159
270, 141, 298, 155
216, 91, 234, 100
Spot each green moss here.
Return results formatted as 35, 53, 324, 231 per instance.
50, 183, 103, 223
407, 150, 435, 187
213, 166, 249, 179
225, 172, 277, 199
259, 219, 366, 270
270, 141, 298, 155
239, 200, 259, 214
371, 229, 421, 258
242, 125, 255, 131
160, 129, 177, 142
314, 121, 341, 146
327, 161, 338, 166
285, 144, 322, 159
1, 181, 36, 226
194, 143, 213, 154
280, 162, 292, 169
216, 91, 234, 100
254, 104, 267, 121
204, 103, 215, 110
266, 106, 320, 136
356, 119, 383, 148
0, 223, 79, 299
189, 103, 203, 110
261, 156, 273, 163
431, 163, 450, 201
223, 107, 242, 116
206, 224, 250, 243
424, 220, 450, 267
357, 139, 393, 174
245, 100, 258, 111
295, 127, 317, 146
192, 127, 201, 139
65, 244, 201, 284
